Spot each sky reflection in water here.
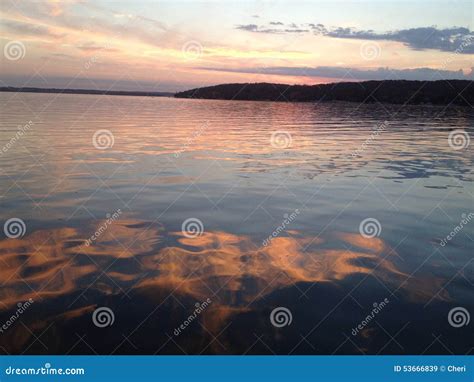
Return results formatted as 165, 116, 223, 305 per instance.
0, 93, 472, 354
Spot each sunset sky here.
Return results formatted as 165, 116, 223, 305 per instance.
1, 0, 473, 92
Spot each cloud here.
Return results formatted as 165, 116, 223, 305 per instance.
308, 23, 328, 34
284, 29, 309, 33
1, 18, 67, 39
236, 24, 259, 32
76, 44, 119, 53
235, 24, 282, 34
236, 22, 474, 53
324, 26, 474, 54
1, 2, 171, 50
134, 15, 168, 31
197, 65, 474, 81
235, 23, 307, 34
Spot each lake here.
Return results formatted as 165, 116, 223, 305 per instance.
0, 92, 472, 354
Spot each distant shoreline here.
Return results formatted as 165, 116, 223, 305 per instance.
175, 80, 474, 106
2, 80, 473, 106
0, 87, 174, 98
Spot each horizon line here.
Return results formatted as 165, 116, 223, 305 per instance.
1, 78, 472, 98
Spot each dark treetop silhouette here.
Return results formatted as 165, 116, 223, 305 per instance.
174, 80, 474, 106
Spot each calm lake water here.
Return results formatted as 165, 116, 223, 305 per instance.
0, 92, 472, 355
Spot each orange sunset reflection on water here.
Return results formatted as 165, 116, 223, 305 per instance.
0, 219, 449, 334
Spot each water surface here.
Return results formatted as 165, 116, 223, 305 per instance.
0, 93, 472, 354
